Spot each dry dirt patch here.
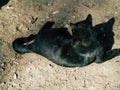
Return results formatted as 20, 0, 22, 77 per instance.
0, 0, 120, 90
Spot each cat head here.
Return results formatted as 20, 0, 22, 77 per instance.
70, 14, 96, 47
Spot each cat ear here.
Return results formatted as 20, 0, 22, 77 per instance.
85, 14, 92, 25
107, 17, 115, 26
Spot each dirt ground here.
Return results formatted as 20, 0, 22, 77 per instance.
0, 0, 120, 90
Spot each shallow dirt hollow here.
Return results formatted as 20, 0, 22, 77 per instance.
0, 0, 120, 90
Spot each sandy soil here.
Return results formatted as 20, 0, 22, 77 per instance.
0, 0, 120, 90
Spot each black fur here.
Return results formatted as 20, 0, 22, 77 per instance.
0, 0, 10, 9
70, 14, 96, 47
12, 15, 120, 67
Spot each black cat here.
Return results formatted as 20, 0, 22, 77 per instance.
12, 15, 120, 67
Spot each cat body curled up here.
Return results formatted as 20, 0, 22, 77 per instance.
13, 15, 120, 67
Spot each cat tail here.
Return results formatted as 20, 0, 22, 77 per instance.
12, 34, 36, 54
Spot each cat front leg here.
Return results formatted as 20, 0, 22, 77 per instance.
103, 49, 120, 61
96, 49, 120, 63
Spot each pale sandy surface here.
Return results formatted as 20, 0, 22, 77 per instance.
0, 0, 120, 90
